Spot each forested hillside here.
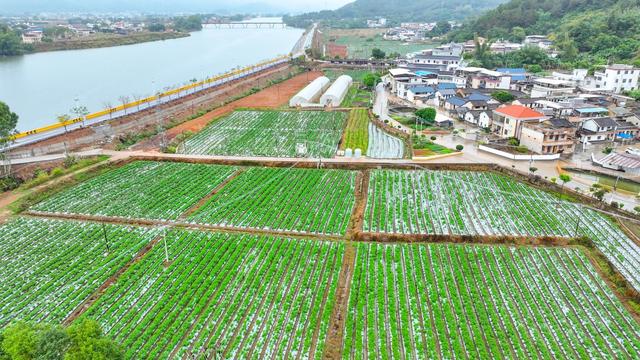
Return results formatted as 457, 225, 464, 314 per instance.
284, 0, 508, 28
450, 0, 640, 67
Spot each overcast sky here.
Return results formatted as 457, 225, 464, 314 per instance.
1, 0, 355, 14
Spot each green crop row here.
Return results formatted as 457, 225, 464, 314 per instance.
189, 167, 357, 236
0, 217, 159, 326
364, 169, 640, 291
32, 161, 237, 221
343, 243, 640, 359
81, 229, 344, 359
341, 108, 369, 152
181, 110, 347, 158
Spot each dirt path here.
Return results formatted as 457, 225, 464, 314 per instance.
62, 232, 165, 325
323, 244, 356, 360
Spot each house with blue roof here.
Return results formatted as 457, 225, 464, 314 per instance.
407, 86, 436, 104
497, 68, 527, 82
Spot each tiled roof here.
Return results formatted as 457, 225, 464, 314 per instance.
494, 105, 544, 119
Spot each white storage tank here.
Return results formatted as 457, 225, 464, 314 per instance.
289, 76, 331, 107
354, 148, 362, 158
345, 148, 353, 158
320, 75, 353, 107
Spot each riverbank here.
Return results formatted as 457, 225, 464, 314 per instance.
30, 31, 190, 53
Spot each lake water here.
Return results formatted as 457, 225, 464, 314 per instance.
0, 20, 303, 131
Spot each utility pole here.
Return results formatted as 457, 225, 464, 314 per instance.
162, 228, 169, 265
101, 223, 110, 254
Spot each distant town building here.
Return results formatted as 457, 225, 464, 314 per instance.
367, 18, 387, 28
21, 30, 43, 44
524, 35, 553, 50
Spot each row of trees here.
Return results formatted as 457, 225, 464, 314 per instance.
0, 319, 122, 359
0, 25, 30, 56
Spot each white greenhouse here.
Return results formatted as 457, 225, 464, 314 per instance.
289, 76, 331, 107
320, 75, 353, 107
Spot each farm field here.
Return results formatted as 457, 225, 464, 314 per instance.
364, 170, 640, 291
341, 109, 369, 152
180, 110, 347, 158
0, 217, 159, 326
189, 167, 357, 236
31, 161, 237, 221
82, 230, 344, 359
344, 243, 640, 359
326, 29, 436, 59
367, 123, 404, 159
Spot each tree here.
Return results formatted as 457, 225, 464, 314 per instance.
362, 73, 381, 89
529, 167, 538, 175
118, 96, 130, 115
510, 26, 526, 42
456, 144, 464, 151
147, 23, 166, 32
491, 90, 515, 103
415, 108, 436, 123
559, 173, 571, 199
57, 114, 71, 134
0, 26, 25, 56
634, 205, 640, 215
371, 48, 386, 59
0, 320, 122, 360
0, 102, 18, 179
71, 105, 89, 126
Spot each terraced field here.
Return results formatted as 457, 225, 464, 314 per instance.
82, 230, 344, 359
32, 161, 237, 220
0, 217, 159, 326
344, 243, 640, 359
364, 169, 640, 291
180, 110, 347, 158
189, 167, 357, 236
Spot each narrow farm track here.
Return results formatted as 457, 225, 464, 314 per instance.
62, 232, 165, 325
323, 244, 356, 360
178, 168, 245, 220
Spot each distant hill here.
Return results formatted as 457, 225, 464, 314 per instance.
450, 0, 640, 66
283, 0, 509, 28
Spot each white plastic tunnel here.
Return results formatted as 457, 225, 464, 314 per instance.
320, 75, 353, 107
289, 76, 331, 107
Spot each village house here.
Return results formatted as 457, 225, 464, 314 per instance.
530, 78, 576, 98
463, 110, 493, 128
591, 64, 640, 93
579, 117, 619, 144
492, 105, 546, 138
519, 118, 576, 155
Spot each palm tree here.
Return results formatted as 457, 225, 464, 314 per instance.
559, 173, 571, 200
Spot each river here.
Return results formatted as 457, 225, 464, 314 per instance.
0, 19, 303, 131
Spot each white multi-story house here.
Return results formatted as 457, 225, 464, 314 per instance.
591, 64, 640, 93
